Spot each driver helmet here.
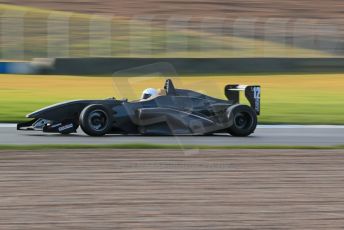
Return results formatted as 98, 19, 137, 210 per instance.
141, 88, 158, 100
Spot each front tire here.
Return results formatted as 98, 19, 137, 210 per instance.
79, 104, 113, 136
227, 104, 257, 137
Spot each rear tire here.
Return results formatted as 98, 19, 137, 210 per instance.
79, 104, 113, 136
227, 104, 257, 137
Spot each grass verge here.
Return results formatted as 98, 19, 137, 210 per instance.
1, 74, 344, 124
0, 144, 343, 151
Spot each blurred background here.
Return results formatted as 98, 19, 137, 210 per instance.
0, 0, 343, 58
1, 3, 344, 229
0, 0, 343, 124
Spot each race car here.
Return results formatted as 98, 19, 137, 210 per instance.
17, 79, 261, 137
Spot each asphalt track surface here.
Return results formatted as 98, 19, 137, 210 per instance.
1, 149, 344, 229
1, 124, 344, 146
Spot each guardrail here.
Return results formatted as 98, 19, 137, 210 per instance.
31, 58, 344, 75
0, 62, 33, 74
2, 58, 344, 75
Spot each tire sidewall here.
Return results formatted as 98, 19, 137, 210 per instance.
79, 104, 113, 136
227, 104, 257, 137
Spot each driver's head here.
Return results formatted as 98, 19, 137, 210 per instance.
141, 88, 158, 100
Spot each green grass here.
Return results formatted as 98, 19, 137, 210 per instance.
0, 144, 343, 151
1, 74, 344, 124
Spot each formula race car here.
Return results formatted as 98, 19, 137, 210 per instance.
17, 79, 261, 137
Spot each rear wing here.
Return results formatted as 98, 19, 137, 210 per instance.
225, 85, 261, 115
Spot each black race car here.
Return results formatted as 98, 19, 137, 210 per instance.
17, 79, 261, 137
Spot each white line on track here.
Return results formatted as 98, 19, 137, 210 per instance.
258, 125, 344, 129
0, 124, 17, 128
1, 124, 344, 129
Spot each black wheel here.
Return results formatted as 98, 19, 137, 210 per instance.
227, 104, 257, 137
79, 104, 113, 136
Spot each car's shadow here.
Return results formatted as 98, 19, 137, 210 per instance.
21, 132, 258, 139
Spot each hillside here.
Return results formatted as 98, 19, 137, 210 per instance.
1, 0, 343, 56
0, 4, 328, 60
2, 0, 344, 20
